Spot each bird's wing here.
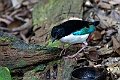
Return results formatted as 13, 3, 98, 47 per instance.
72, 25, 95, 35
72, 27, 88, 35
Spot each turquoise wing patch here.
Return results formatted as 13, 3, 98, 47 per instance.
72, 25, 95, 35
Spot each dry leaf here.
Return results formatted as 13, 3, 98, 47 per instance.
107, 66, 120, 75
101, 30, 106, 35
94, 0, 101, 3
118, 25, 120, 35
94, 8, 106, 16
112, 36, 120, 55
105, 58, 120, 75
91, 30, 102, 40
116, 34, 120, 43
11, 0, 23, 9
109, 10, 120, 22
97, 1, 112, 9
88, 50, 100, 61
99, 46, 113, 55
116, 47, 120, 55
7, 19, 22, 29
109, 1, 119, 5
113, 0, 120, 4
0, 18, 11, 25
106, 17, 117, 26
117, 77, 120, 80
96, 14, 110, 29
102, 57, 120, 65
106, 29, 117, 36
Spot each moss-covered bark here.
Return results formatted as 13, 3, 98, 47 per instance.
0, 31, 61, 69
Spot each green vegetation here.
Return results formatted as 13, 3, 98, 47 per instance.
49, 60, 60, 65
0, 66, 12, 80
34, 64, 46, 72
0, 35, 15, 48
46, 39, 59, 47
46, 60, 60, 69
16, 59, 26, 67
33, 0, 56, 26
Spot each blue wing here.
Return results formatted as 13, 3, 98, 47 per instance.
72, 25, 95, 35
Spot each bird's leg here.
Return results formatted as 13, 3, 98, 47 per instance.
65, 44, 87, 59
60, 44, 72, 56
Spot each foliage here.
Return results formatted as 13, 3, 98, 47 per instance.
46, 39, 59, 47
0, 66, 12, 80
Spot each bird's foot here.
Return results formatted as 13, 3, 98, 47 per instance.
64, 44, 87, 60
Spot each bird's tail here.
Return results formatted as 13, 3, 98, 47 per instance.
88, 21, 100, 26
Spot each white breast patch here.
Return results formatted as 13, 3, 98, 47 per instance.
59, 34, 89, 44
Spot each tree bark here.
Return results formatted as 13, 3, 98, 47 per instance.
0, 31, 61, 69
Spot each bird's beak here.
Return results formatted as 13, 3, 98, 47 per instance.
52, 37, 56, 43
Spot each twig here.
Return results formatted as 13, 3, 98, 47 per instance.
0, 18, 11, 24
0, 27, 11, 31
11, 19, 32, 32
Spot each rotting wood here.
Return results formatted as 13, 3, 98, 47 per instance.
0, 31, 61, 69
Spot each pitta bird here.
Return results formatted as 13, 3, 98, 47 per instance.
51, 20, 99, 58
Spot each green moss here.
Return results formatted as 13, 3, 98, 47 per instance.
42, 0, 55, 11
48, 60, 60, 65
28, 46, 33, 50
0, 35, 15, 48
0, 36, 10, 42
34, 64, 46, 72
33, 0, 56, 26
64, 44, 69, 47
35, 47, 41, 54
0, 37, 6, 41
33, 19, 37, 26
16, 59, 26, 67
39, 17, 44, 22
35, 50, 39, 54
46, 39, 59, 47
46, 60, 60, 69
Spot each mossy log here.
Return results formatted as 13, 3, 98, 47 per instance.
0, 31, 61, 69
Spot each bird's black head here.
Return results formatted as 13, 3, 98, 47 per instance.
51, 26, 65, 42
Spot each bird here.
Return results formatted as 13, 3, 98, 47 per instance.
51, 20, 99, 58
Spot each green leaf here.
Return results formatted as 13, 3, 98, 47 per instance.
0, 67, 12, 80
0, 76, 3, 80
